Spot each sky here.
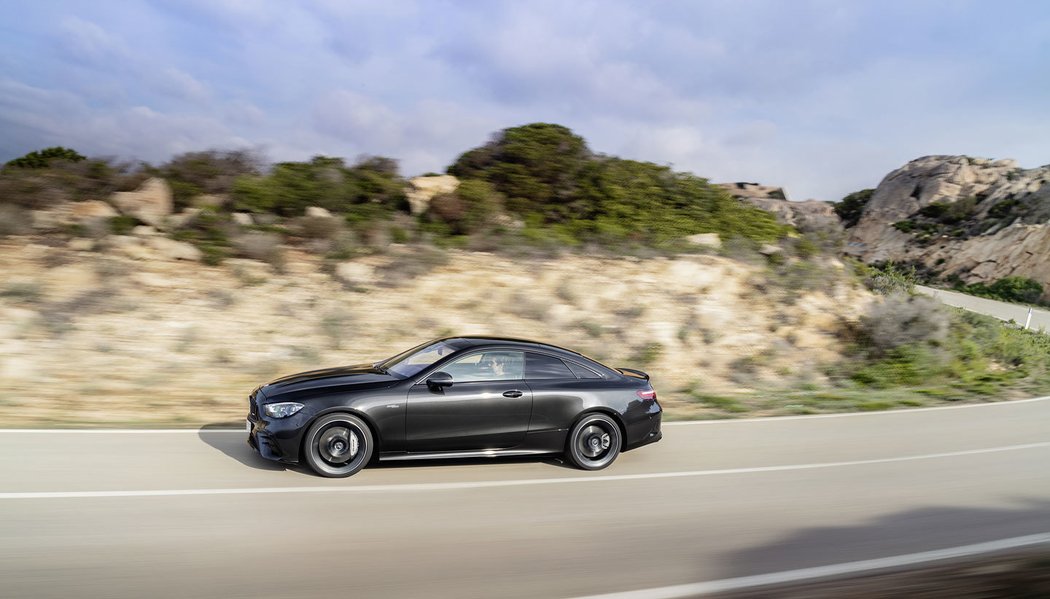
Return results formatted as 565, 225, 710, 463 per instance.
1, 0, 1048, 201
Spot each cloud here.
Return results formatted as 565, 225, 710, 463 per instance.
2, 0, 1048, 200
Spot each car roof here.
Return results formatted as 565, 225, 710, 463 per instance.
442, 336, 580, 355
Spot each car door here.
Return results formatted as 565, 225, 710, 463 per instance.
406, 350, 533, 452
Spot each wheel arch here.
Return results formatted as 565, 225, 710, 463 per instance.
298, 407, 382, 462
571, 408, 627, 448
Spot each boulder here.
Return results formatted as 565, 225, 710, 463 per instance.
110, 178, 173, 227
168, 208, 202, 229
69, 200, 118, 224
717, 182, 787, 200
145, 236, 202, 261
406, 175, 459, 215
232, 212, 254, 226
67, 238, 94, 252
685, 233, 722, 249
132, 226, 158, 236
334, 261, 375, 289
31, 201, 118, 231
305, 206, 334, 219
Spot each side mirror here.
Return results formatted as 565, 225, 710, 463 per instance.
426, 371, 454, 390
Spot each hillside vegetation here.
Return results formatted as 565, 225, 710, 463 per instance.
2, 129, 1049, 426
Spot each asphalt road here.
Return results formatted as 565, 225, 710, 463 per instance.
1, 399, 1048, 598
917, 284, 1050, 332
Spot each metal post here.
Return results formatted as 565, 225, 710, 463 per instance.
1024, 307, 1033, 330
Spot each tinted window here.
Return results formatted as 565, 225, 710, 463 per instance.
526, 353, 576, 379
566, 360, 602, 379
445, 351, 524, 382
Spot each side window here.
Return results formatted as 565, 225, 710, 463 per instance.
566, 360, 602, 379
445, 351, 524, 382
525, 352, 576, 380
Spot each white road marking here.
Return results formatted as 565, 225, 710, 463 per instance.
1, 395, 1046, 433
568, 532, 1050, 598
1, 441, 1046, 500
665, 394, 1050, 425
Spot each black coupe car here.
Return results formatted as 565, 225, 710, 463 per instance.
247, 336, 662, 477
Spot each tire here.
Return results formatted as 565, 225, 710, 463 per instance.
565, 413, 622, 471
302, 413, 374, 478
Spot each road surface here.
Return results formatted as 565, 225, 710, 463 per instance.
1, 398, 1048, 598
917, 284, 1050, 332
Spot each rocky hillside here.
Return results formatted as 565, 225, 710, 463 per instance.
845, 155, 1050, 299
0, 235, 867, 426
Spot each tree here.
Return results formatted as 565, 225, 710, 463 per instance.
5, 147, 86, 169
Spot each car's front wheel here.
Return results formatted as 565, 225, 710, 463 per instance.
566, 413, 621, 470
302, 413, 374, 478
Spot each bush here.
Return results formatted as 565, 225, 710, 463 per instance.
233, 232, 284, 269
448, 123, 789, 247
160, 149, 262, 211
5, 147, 85, 169
834, 188, 874, 228
233, 155, 405, 220
109, 215, 138, 235
959, 276, 1045, 305
0, 205, 32, 236
862, 262, 918, 295
859, 293, 949, 355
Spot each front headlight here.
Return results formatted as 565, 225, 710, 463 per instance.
263, 402, 305, 418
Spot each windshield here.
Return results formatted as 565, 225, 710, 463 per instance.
380, 340, 457, 378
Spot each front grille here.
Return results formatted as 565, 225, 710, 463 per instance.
249, 391, 259, 417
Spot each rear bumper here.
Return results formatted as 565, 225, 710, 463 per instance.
623, 400, 662, 451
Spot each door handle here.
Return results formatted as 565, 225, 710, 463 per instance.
502, 390, 523, 398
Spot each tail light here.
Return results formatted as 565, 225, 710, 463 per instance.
636, 388, 657, 401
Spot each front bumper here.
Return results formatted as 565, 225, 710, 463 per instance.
247, 398, 306, 464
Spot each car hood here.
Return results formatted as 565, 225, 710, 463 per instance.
262, 363, 399, 396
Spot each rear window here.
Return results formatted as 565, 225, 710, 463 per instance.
566, 361, 602, 379
525, 352, 576, 379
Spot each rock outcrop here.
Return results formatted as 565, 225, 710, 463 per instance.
406, 175, 459, 215
110, 178, 173, 227
718, 182, 787, 200
717, 181, 841, 233
846, 155, 1050, 298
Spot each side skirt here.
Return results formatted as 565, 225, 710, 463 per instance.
378, 448, 559, 462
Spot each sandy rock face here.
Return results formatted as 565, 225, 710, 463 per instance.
406, 175, 459, 215
30, 200, 118, 231
110, 178, 173, 227
145, 237, 203, 261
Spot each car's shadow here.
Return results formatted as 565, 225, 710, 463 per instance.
197, 421, 577, 473
197, 422, 290, 472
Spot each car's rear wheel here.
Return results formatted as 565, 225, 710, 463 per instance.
302, 413, 374, 478
566, 413, 621, 470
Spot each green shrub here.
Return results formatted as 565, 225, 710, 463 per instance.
5, 147, 85, 169
109, 215, 138, 235
160, 149, 261, 211
959, 276, 1045, 305
448, 123, 789, 247
834, 188, 874, 228
861, 262, 918, 295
